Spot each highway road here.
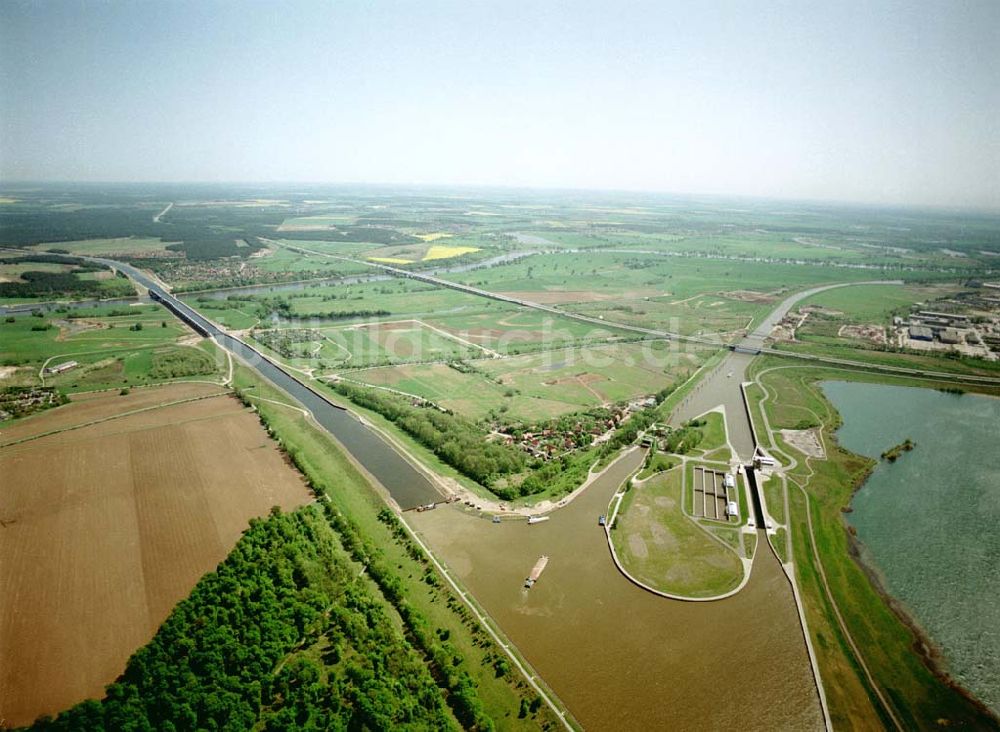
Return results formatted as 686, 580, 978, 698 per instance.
274, 241, 1000, 387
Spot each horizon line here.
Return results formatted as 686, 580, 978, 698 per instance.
1, 178, 998, 216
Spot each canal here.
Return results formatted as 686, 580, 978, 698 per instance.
410, 449, 824, 730
670, 280, 903, 460
92, 258, 892, 727
95, 258, 443, 510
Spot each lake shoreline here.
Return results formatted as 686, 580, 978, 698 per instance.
829, 424, 1000, 723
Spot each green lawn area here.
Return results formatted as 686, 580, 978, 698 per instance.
798, 283, 961, 322
611, 468, 744, 598
635, 452, 678, 480
761, 473, 785, 525
693, 410, 727, 452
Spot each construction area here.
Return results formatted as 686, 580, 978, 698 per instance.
691, 466, 739, 522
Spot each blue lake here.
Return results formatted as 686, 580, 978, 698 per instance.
821, 380, 1000, 714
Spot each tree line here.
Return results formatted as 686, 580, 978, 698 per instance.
28, 508, 463, 731
330, 381, 527, 487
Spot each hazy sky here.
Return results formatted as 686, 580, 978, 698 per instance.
2, 0, 998, 208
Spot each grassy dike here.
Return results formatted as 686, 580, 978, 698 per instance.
230, 362, 567, 730
746, 357, 1000, 730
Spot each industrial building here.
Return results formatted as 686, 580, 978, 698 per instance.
939, 328, 963, 345
43, 360, 78, 375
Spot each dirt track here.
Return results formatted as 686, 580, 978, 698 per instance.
0, 387, 312, 726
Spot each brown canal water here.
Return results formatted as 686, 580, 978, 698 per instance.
410, 448, 823, 730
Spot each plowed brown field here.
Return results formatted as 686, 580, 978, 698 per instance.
0, 386, 312, 727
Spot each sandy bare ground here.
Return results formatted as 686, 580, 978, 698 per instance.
721, 289, 779, 303
838, 323, 887, 344
0, 388, 312, 726
780, 428, 826, 459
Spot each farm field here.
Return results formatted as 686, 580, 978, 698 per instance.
0, 385, 312, 726
348, 341, 707, 421
442, 249, 919, 337
251, 318, 482, 371
351, 339, 705, 421
477, 340, 707, 411
0, 381, 224, 443
252, 240, 374, 277
0, 260, 75, 279
426, 308, 629, 355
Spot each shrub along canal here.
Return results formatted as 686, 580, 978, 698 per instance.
822, 380, 1000, 715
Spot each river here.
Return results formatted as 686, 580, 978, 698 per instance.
822, 381, 1000, 715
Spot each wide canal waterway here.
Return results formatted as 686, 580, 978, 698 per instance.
822, 381, 1000, 714
411, 449, 824, 730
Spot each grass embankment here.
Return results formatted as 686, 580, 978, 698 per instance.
612, 468, 743, 598
747, 358, 1000, 730
775, 336, 1000, 379
692, 411, 727, 453
761, 474, 785, 525
232, 365, 565, 729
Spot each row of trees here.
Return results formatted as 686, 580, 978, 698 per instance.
331, 381, 526, 486
237, 389, 507, 730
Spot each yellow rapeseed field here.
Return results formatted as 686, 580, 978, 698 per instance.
422, 245, 480, 261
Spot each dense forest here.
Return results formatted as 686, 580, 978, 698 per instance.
147, 348, 218, 380
28, 508, 464, 731
0, 256, 133, 299
0, 191, 421, 260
